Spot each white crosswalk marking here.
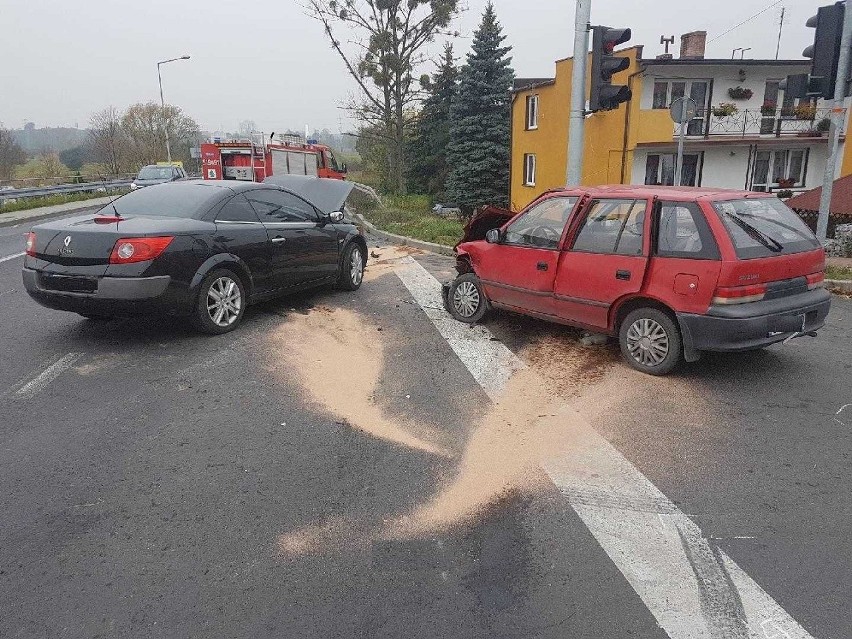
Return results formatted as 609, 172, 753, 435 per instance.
395, 256, 815, 639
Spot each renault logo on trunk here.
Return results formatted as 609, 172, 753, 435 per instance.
59, 235, 74, 256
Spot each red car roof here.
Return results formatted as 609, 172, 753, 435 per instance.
542, 185, 758, 201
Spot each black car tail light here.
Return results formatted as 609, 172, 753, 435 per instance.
25, 232, 36, 256
109, 236, 174, 264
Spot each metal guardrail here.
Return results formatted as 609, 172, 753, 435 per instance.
0, 180, 133, 203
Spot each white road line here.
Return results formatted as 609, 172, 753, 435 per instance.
0, 251, 25, 264
393, 259, 524, 398
394, 256, 814, 639
16, 353, 82, 399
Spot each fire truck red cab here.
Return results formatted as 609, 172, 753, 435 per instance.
201, 134, 347, 183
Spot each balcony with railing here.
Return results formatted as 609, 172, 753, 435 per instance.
673, 106, 844, 140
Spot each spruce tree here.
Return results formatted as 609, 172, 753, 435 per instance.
445, 3, 514, 213
407, 43, 458, 200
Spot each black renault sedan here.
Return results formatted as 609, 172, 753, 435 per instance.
22, 177, 367, 333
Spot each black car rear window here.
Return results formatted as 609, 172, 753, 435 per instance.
711, 198, 820, 259
102, 182, 227, 218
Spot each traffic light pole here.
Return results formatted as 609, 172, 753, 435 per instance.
566, 0, 591, 186
816, 4, 852, 242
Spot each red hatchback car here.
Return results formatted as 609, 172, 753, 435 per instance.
444, 186, 831, 375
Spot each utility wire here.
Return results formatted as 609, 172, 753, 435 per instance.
707, 0, 785, 44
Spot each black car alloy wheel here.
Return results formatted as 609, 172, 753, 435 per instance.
193, 268, 246, 334
338, 243, 364, 291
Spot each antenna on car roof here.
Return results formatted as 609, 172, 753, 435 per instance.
94, 171, 122, 221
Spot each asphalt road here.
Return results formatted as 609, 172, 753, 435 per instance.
0, 220, 850, 639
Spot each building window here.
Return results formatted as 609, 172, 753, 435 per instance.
523, 153, 536, 186
751, 149, 808, 191
525, 95, 539, 130
644, 153, 702, 186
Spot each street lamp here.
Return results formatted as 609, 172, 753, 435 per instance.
157, 55, 190, 164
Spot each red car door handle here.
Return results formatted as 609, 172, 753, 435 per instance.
537, 261, 548, 271
616, 270, 631, 281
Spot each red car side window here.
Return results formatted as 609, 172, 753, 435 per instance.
571, 199, 647, 256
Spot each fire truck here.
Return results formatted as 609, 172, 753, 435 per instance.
200, 133, 347, 183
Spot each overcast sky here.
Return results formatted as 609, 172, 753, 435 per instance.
0, 0, 815, 133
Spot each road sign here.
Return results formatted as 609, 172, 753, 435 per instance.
670, 97, 697, 124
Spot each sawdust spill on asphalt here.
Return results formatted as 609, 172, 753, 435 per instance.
387, 366, 586, 538
267, 305, 450, 458
74, 352, 124, 376
274, 313, 627, 555
272, 260, 707, 556
363, 245, 425, 283
517, 331, 617, 397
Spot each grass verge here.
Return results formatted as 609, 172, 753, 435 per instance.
826, 264, 852, 281
349, 191, 464, 247
0, 190, 128, 215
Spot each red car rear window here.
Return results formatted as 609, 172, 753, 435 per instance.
711, 198, 820, 259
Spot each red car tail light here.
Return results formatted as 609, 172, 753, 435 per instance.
712, 283, 767, 305
25, 232, 36, 256
806, 272, 825, 290
109, 236, 174, 264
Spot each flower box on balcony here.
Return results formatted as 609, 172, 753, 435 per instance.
760, 102, 776, 116
776, 178, 796, 188
794, 104, 817, 120
728, 86, 753, 100
711, 102, 738, 117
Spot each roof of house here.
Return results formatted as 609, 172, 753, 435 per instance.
513, 78, 555, 92
643, 58, 809, 67
786, 175, 852, 215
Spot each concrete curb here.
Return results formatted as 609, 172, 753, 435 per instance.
355, 213, 455, 257
0, 197, 114, 228
827, 279, 852, 294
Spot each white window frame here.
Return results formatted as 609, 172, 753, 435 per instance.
644, 152, 703, 186
525, 95, 539, 130
750, 148, 809, 192
523, 153, 536, 186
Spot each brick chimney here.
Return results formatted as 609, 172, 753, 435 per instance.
680, 31, 707, 59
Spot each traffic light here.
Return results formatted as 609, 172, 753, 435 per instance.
779, 73, 811, 99
803, 2, 845, 98
589, 26, 632, 112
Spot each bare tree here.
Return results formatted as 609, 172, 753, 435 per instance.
121, 102, 200, 168
88, 106, 127, 175
306, 0, 460, 194
0, 127, 26, 182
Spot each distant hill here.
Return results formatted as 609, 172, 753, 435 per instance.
11, 126, 88, 154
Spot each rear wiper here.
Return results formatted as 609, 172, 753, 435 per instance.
723, 211, 783, 253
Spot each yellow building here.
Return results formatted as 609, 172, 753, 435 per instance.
511, 32, 845, 211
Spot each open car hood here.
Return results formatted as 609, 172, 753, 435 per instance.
457, 205, 515, 246
263, 175, 355, 215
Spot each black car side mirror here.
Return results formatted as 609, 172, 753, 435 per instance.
328, 211, 345, 223
485, 228, 501, 244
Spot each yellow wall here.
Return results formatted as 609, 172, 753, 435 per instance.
841, 108, 852, 177
511, 47, 659, 210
